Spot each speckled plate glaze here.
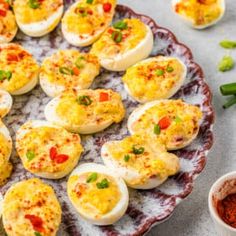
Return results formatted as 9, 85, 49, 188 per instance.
0, 2, 214, 236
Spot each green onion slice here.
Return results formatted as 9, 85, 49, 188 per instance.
86, 172, 98, 183
132, 146, 145, 155
75, 56, 85, 69
166, 66, 174, 73
26, 150, 35, 161
28, 0, 40, 9
154, 124, 161, 135
124, 154, 130, 162
96, 178, 109, 189
0, 70, 12, 81
111, 31, 122, 43
76, 95, 92, 106
113, 20, 128, 30
155, 69, 164, 76
86, 0, 93, 3
59, 67, 73, 75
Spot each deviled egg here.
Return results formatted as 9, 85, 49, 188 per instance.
15, 120, 83, 179
40, 50, 100, 97
45, 89, 125, 134
0, 121, 12, 186
0, 43, 39, 95
2, 178, 61, 236
91, 18, 154, 71
0, 0, 18, 43
122, 56, 187, 103
67, 163, 129, 225
101, 135, 180, 189
13, 0, 63, 37
0, 89, 12, 118
128, 100, 203, 150
172, 0, 225, 29
62, 0, 116, 47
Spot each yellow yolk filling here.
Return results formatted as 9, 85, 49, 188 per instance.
122, 57, 185, 100
0, 44, 39, 93
68, 173, 121, 216
62, 0, 116, 35
0, 133, 12, 185
40, 50, 100, 88
132, 100, 202, 148
13, 0, 62, 24
106, 135, 178, 185
91, 18, 147, 57
17, 126, 83, 173
175, 0, 223, 26
56, 90, 125, 126
0, 10, 17, 38
3, 178, 61, 236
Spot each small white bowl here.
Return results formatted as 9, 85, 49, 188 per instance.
209, 171, 236, 236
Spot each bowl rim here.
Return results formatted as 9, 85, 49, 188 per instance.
209, 171, 236, 232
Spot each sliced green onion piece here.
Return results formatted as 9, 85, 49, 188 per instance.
166, 66, 174, 73
220, 83, 236, 96
76, 95, 92, 106
86, 0, 93, 3
59, 67, 73, 75
174, 116, 182, 123
111, 31, 122, 43
34, 232, 42, 236
220, 40, 236, 49
218, 55, 234, 72
96, 178, 109, 189
28, 0, 40, 9
26, 151, 35, 161
155, 69, 164, 76
124, 154, 130, 162
86, 172, 98, 183
0, 70, 12, 81
113, 20, 128, 30
223, 96, 236, 109
132, 146, 145, 155
154, 124, 160, 135
75, 56, 85, 69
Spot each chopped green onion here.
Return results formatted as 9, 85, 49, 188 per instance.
132, 146, 144, 155
174, 116, 182, 123
26, 151, 35, 161
223, 96, 236, 109
75, 56, 85, 69
86, 172, 98, 183
220, 83, 236, 96
86, 0, 93, 3
28, 0, 40, 9
0, 70, 12, 81
154, 124, 160, 135
220, 40, 236, 49
155, 69, 164, 76
96, 178, 109, 189
166, 66, 174, 73
218, 55, 234, 72
34, 232, 42, 236
76, 95, 92, 106
124, 154, 130, 162
59, 67, 73, 75
113, 20, 128, 30
111, 31, 122, 43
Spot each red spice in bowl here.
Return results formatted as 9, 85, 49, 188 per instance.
217, 193, 236, 228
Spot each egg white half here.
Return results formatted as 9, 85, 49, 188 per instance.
123, 56, 187, 103
68, 163, 129, 225
16, 120, 82, 179
0, 121, 12, 161
0, 193, 3, 217
15, 5, 63, 37
101, 141, 180, 189
0, 90, 13, 118
128, 100, 202, 150
172, 0, 225, 29
0, 27, 17, 44
62, 0, 116, 47
98, 25, 153, 72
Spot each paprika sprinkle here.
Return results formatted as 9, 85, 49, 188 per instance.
217, 193, 236, 228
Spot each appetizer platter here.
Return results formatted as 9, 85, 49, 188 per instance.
0, 0, 214, 235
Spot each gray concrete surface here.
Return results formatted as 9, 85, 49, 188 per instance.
118, 0, 236, 235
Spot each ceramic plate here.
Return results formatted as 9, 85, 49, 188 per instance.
0, 2, 214, 236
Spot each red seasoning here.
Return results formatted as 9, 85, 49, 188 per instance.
217, 193, 236, 228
